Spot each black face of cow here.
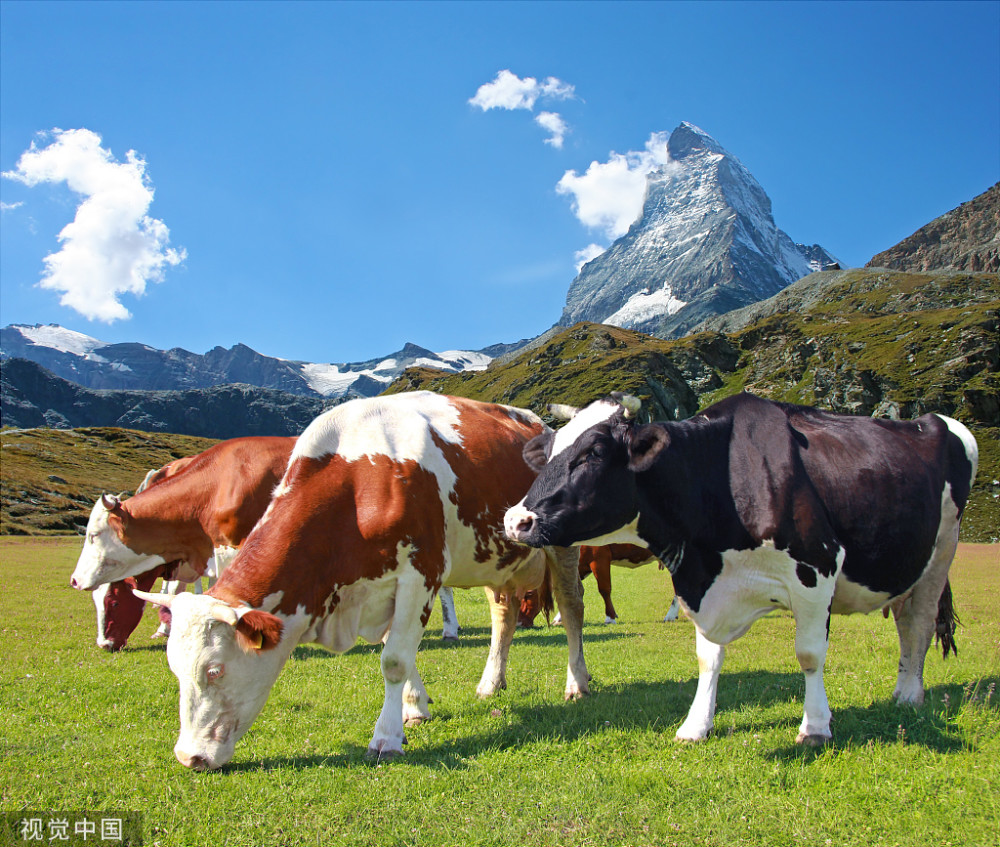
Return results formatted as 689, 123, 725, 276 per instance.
505, 399, 670, 548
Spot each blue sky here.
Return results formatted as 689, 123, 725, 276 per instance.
2, 1, 998, 364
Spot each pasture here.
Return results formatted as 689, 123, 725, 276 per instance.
1, 537, 997, 847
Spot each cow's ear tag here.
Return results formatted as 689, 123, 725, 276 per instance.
250, 631, 264, 650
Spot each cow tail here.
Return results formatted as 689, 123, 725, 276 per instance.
934, 579, 959, 660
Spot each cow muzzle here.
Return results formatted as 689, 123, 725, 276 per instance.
504, 505, 541, 545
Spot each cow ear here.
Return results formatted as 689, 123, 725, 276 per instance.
235, 610, 283, 652
523, 431, 555, 472
627, 425, 669, 472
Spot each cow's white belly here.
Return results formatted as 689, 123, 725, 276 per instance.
310, 575, 398, 653
687, 543, 843, 645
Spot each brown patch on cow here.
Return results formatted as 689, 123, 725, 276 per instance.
108, 437, 294, 576
215, 452, 449, 616
430, 398, 544, 573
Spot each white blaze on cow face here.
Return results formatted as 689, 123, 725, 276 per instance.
150, 592, 295, 771
71, 498, 167, 591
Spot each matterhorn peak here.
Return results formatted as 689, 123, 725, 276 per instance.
560, 123, 839, 338
666, 122, 726, 160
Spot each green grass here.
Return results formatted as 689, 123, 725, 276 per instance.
2, 538, 998, 846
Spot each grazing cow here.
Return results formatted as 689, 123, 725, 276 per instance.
91, 456, 198, 651
132, 392, 587, 769
79, 439, 463, 648
505, 392, 978, 745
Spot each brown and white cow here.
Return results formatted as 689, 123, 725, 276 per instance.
81, 437, 463, 649
506, 392, 978, 745
133, 392, 587, 769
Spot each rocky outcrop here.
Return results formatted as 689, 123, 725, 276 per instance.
866, 182, 999, 273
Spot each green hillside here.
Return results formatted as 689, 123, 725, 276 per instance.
1, 427, 217, 535
385, 269, 999, 541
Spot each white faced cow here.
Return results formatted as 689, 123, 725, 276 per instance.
134, 392, 587, 770
505, 392, 978, 745
79, 440, 461, 648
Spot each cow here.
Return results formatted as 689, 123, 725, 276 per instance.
78, 438, 295, 650
129, 392, 586, 769
504, 392, 978, 746
518, 544, 680, 627
79, 438, 463, 649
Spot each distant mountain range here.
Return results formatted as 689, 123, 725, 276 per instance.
560, 122, 840, 338
0, 324, 493, 398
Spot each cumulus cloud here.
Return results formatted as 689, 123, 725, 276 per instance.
535, 112, 569, 149
2, 128, 186, 322
469, 70, 574, 148
556, 131, 672, 240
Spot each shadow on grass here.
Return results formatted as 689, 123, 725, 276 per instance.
233, 671, 998, 773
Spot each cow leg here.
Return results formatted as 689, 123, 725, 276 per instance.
545, 546, 590, 699
595, 568, 617, 624
792, 596, 834, 745
675, 629, 724, 741
892, 526, 959, 705
475, 588, 517, 697
402, 664, 432, 727
367, 578, 435, 761
439, 586, 459, 641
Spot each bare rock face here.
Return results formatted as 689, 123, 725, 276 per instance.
867, 182, 999, 273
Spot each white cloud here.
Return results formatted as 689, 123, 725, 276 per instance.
470, 70, 575, 149
2, 128, 186, 322
574, 243, 607, 273
469, 69, 574, 112
556, 131, 672, 239
535, 112, 569, 149
1, 201, 24, 212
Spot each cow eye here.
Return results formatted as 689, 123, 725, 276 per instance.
206, 665, 225, 682
590, 442, 607, 459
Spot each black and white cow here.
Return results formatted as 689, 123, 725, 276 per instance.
505, 392, 979, 745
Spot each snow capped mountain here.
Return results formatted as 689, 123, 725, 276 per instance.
0, 325, 491, 398
561, 122, 840, 338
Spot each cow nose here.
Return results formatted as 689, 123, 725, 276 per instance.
175, 749, 211, 771
504, 507, 536, 541
71, 576, 79, 589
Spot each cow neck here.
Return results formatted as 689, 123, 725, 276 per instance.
118, 487, 213, 571
634, 415, 752, 566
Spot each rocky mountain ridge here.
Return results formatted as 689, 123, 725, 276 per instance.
0, 324, 491, 399
867, 182, 999, 273
560, 123, 839, 339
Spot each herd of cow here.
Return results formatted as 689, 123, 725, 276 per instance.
68, 390, 979, 770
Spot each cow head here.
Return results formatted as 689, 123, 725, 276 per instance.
133, 590, 285, 771
92, 580, 144, 651
71, 495, 168, 591
504, 395, 669, 548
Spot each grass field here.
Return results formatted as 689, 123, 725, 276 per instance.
1, 538, 997, 847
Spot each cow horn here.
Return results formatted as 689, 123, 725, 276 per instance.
131, 590, 175, 609
210, 604, 239, 627
618, 394, 642, 418
101, 493, 121, 511
547, 403, 579, 421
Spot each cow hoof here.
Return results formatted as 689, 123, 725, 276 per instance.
795, 732, 831, 747
365, 745, 405, 763
403, 715, 430, 728
442, 634, 459, 642
674, 733, 710, 743
564, 687, 590, 701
